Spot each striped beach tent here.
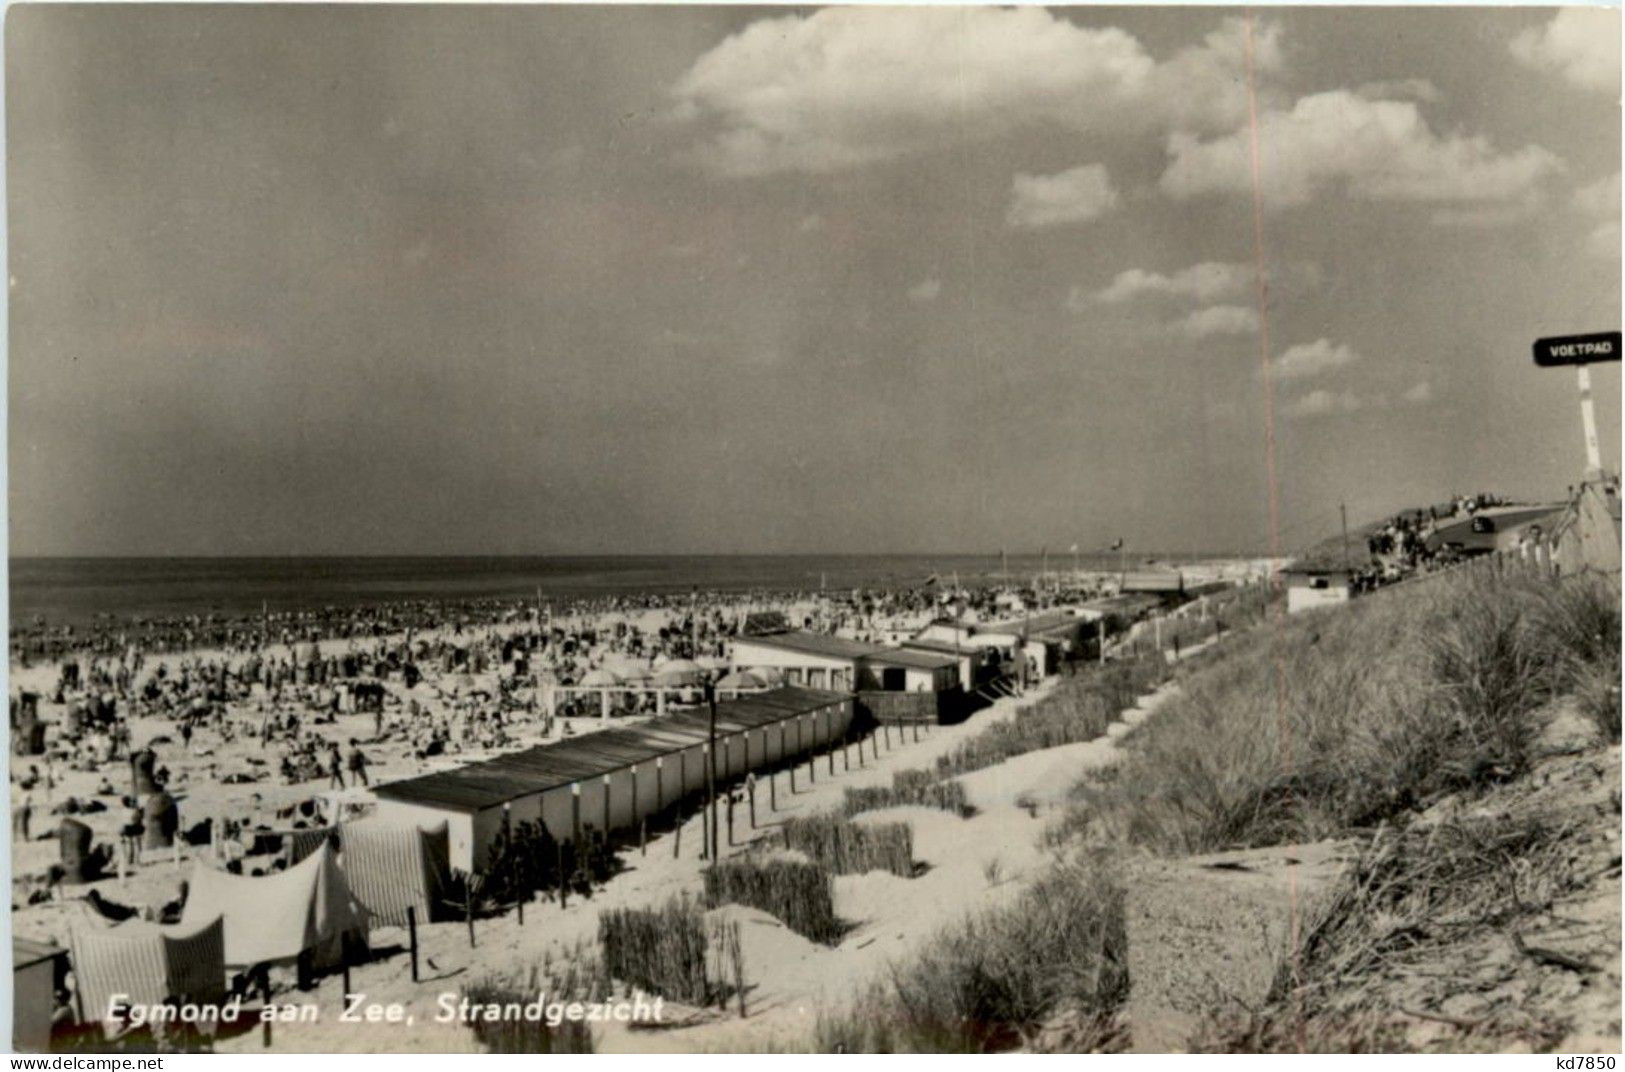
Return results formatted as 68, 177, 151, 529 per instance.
336, 818, 449, 927
68, 910, 226, 1029
283, 826, 336, 866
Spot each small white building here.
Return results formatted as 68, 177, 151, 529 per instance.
1283, 567, 1355, 615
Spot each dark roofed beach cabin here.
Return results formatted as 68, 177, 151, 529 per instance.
371, 686, 852, 872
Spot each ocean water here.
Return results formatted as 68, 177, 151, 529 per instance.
8, 553, 1191, 626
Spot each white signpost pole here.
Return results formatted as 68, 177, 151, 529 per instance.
1578, 363, 1603, 479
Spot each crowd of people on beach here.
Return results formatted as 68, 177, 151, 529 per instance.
8, 571, 1118, 908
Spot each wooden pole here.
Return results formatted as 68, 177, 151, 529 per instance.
640, 818, 648, 855
572, 783, 582, 846
559, 841, 569, 908
706, 680, 719, 870
883, 723, 891, 750
465, 886, 476, 948
770, 769, 777, 810
407, 906, 420, 982
602, 774, 611, 838
748, 780, 756, 828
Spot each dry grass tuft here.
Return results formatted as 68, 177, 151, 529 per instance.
464, 944, 606, 1053
703, 857, 844, 944
812, 860, 1128, 1052
599, 894, 724, 1006
780, 814, 914, 877
1063, 568, 1621, 854
1195, 808, 1590, 1053
843, 770, 972, 818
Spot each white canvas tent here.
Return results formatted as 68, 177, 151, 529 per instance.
181, 841, 367, 969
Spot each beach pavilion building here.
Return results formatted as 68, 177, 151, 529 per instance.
371, 686, 852, 872
729, 630, 959, 694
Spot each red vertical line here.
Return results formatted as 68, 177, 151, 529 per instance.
1243, 9, 1303, 1051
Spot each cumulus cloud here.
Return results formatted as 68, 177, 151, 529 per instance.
1574, 172, 1621, 218
1161, 91, 1564, 208
1270, 339, 1360, 380
1282, 389, 1363, 419
1571, 173, 1620, 260
1007, 165, 1119, 229
1174, 304, 1260, 338
1511, 9, 1621, 93
1091, 262, 1253, 305
1082, 259, 1321, 310
907, 278, 943, 303
1402, 382, 1435, 405
1354, 78, 1441, 103
670, 9, 1278, 177
1587, 220, 1622, 261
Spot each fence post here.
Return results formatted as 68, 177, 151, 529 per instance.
770, 770, 777, 810
748, 780, 756, 828
571, 782, 582, 846
407, 905, 419, 982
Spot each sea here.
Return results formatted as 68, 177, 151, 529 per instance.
6, 553, 1233, 627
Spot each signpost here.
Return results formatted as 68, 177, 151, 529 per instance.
1533, 332, 1620, 479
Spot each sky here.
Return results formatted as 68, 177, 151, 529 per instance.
7, 4, 1621, 557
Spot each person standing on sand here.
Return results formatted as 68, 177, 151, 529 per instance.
347, 740, 369, 787
13, 792, 32, 840
327, 743, 345, 789
120, 796, 144, 868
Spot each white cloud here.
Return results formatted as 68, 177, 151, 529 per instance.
1161, 91, 1564, 208
671, 9, 1278, 177
1511, 9, 1621, 93
1354, 78, 1441, 103
1175, 304, 1260, 338
1282, 389, 1363, 419
1092, 262, 1254, 305
1575, 172, 1621, 218
1007, 165, 1119, 229
908, 278, 943, 303
1429, 203, 1541, 229
1401, 381, 1434, 404
1271, 338, 1360, 380
1587, 220, 1622, 261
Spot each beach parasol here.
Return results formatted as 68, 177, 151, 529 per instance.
715, 669, 766, 692
652, 659, 705, 686
696, 655, 730, 671
579, 667, 624, 688
752, 667, 787, 688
